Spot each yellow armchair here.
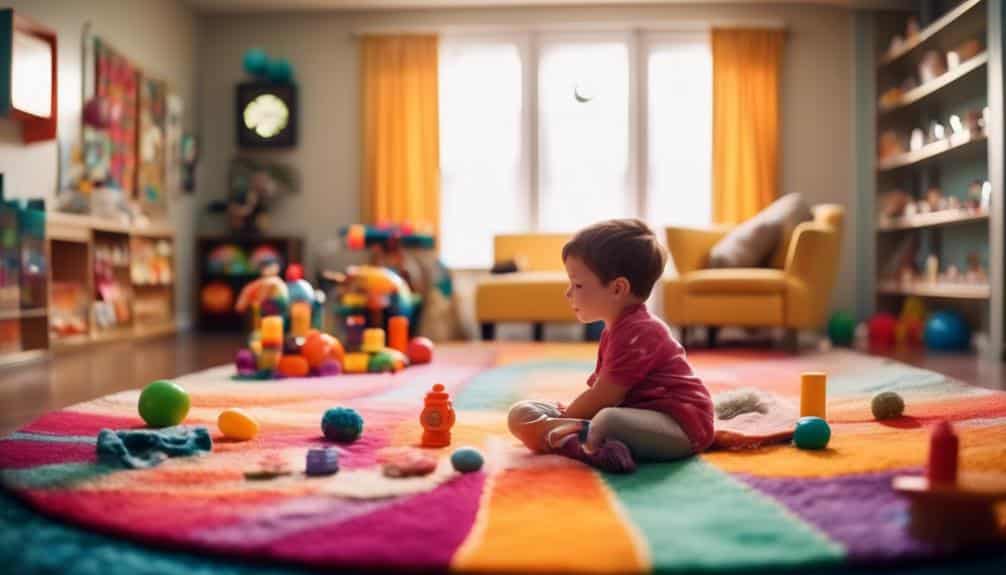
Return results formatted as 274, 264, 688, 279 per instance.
475, 233, 578, 340
663, 205, 844, 346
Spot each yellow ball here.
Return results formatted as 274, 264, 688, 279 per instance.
218, 408, 259, 441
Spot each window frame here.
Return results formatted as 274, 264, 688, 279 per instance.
438, 29, 711, 269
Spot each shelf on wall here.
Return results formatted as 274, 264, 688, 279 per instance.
0, 348, 47, 368
877, 282, 991, 300
878, 0, 986, 67
0, 307, 47, 321
879, 52, 988, 113
877, 132, 987, 172
877, 209, 989, 231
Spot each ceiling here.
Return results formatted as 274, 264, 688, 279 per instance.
185, 0, 909, 14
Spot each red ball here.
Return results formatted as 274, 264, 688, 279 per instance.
407, 337, 434, 365
301, 332, 331, 368
868, 313, 897, 349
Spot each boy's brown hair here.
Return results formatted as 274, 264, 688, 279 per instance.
561, 218, 667, 299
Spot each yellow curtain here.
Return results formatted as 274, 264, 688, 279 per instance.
711, 29, 785, 224
360, 35, 440, 234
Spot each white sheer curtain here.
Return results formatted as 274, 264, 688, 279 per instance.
438, 31, 712, 268
438, 37, 527, 269
537, 37, 632, 232
645, 33, 713, 229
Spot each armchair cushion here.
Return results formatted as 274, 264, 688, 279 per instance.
708, 193, 811, 269
684, 269, 788, 295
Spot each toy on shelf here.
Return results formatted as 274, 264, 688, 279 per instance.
924, 310, 970, 351
895, 296, 926, 348
131, 238, 173, 286
826, 311, 855, 347
208, 244, 251, 276
200, 282, 234, 315
868, 313, 897, 350
893, 421, 1006, 545
420, 384, 455, 448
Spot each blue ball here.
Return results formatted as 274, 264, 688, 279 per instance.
924, 311, 970, 351
793, 417, 831, 450
322, 407, 363, 443
266, 58, 293, 83
243, 48, 269, 77
450, 447, 484, 473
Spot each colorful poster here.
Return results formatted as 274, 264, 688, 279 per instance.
137, 76, 167, 217
165, 94, 184, 198
94, 38, 138, 196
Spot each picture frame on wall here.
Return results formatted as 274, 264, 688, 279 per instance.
0, 8, 58, 143
137, 75, 167, 218
236, 81, 298, 149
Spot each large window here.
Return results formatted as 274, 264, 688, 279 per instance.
538, 37, 631, 231
646, 33, 713, 229
438, 38, 527, 269
439, 31, 712, 268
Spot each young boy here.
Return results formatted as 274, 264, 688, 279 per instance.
507, 219, 714, 473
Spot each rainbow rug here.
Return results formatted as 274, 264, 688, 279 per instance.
2, 344, 1006, 574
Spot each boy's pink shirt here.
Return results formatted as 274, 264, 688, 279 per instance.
587, 303, 715, 452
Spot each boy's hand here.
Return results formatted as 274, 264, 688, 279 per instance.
554, 400, 568, 414
563, 377, 628, 420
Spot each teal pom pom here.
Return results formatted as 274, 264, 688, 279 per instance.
322, 407, 363, 443
450, 447, 484, 473
266, 58, 293, 83
793, 417, 831, 450
243, 48, 269, 77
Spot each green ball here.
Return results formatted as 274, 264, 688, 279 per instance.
368, 351, 395, 373
793, 416, 831, 450
871, 391, 905, 420
138, 380, 190, 428
827, 311, 856, 346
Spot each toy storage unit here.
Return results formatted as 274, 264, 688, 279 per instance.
44, 212, 176, 352
195, 235, 303, 332
870, 0, 1005, 358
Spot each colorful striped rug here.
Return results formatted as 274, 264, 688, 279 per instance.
1, 344, 1005, 574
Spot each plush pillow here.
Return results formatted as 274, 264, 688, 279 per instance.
707, 193, 812, 269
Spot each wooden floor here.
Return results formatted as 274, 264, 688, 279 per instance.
0, 333, 1003, 436
0, 333, 243, 436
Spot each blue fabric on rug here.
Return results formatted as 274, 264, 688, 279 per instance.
96, 427, 212, 469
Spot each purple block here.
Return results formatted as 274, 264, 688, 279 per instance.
235, 349, 257, 375
306, 448, 340, 476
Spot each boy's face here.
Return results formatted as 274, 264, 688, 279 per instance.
563, 256, 617, 324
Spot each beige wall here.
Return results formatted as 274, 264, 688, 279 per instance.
0, 0, 199, 325
198, 3, 858, 326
